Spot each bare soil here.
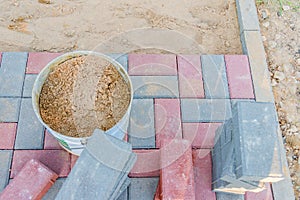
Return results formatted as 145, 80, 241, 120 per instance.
257, 0, 299, 197
0, 0, 241, 54
39, 55, 131, 137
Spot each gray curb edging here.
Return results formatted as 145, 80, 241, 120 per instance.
236, 0, 295, 199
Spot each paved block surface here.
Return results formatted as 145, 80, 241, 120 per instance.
108, 53, 128, 72
193, 149, 216, 200
129, 177, 159, 200
0, 52, 287, 199
236, 0, 260, 32
128, 54, 177, 75
0, 150, 13, 192
177, 55, 204, 98
0, 123, 17, 149
129, 99, 155, 148
26, 52, 62, 74
160, 139, 195, 200
183, 123, 221, 149
130, 150, 160, 177
245, 183, 273, 200
15, 98, 45, 149
22, 74, 37, 98
44, 130, 63, 150
42, 178, 66, 200
11, 150, 71, 178
155, 99, 182, 148
241, 31, 273, 102
181, 99, 232, 122
0, 52, 28, 97
131, 76, 179, 98
201, 55, 229, 99
0, 98, 21, 122
0, 159, 58, 200
224, 55, 254, 99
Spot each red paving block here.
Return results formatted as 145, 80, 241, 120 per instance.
44, 130, 63, 150
11, 150, 71, 178
224, 55, 254, 99
124, 133, 128, 142
193, 149, 216, 200
245, 183, 273, 200
155, 99, 182, 148
177, 55, 205, 98
0, 123, 17, 149
128, 54, 177, 75
182, 123, 221, 149
70, 154, 79, 169
26, 52, 62, 74
154, 182, 161, 200
0, 159, 58, 200
160, 139, 195, 200
129, 149, 160, 177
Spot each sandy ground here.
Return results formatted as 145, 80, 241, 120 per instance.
257, 1, 300, 197
0, 0, 241, 54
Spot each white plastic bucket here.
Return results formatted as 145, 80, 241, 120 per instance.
32, 51, 133, 155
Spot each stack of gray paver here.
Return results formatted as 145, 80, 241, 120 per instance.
55, 129, 137, 200
212, 101, 284, 195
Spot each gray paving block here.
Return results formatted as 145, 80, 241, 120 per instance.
0, 52, 28, 97
0, 150, 13, 192
129, 178, 159, 200
272, 124, 295, 199
201, 55, 229, 99
181, 99, 232, 122
236, 0, 260, 32
14, 98, 45, 149
56, 130, 136, 200
116, 187, 128, 200
0, 98, 21, 122
112, 178, 130, 200
213, 154, 264, 194
216, 192, 244, 200
232, 101, 283, 182
272, 178, 295, 200
131, 76, 179, 98
213, 124, 265, 193
22, 74, 37, 98
224, 120, 233, 145
42, 178, 66, 200
129, 99, 155, 148
108, 53, 128, 72
241, 31, 274, 102
230, 99, 255, 109
87, 129, 135, 171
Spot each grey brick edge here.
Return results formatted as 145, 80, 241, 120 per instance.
236, 0, 260, 32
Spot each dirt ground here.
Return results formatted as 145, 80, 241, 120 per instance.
256, 0, 300, 197
0, 0, 241, 54
0, 0, 299, 197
